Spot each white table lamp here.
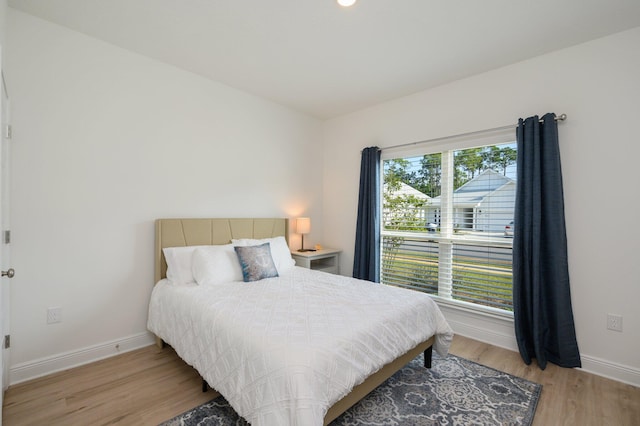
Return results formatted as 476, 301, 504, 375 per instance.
296, 217, 313, 252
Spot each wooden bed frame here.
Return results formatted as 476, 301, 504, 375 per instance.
153, 218, 434, 425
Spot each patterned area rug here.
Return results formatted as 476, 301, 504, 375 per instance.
160, 353, 541, 426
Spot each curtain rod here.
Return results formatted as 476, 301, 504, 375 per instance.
380, 113, 567, 152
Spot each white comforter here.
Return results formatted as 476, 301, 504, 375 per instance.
147, 266, 453, 426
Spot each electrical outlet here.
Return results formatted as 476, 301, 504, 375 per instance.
47, 307, 62, 324
607, 314, 622, 332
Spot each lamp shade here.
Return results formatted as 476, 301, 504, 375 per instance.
296, 217, 311, 235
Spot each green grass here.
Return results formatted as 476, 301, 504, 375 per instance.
382, 249, 513, 311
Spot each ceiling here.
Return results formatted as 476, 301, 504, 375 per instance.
8, 0, 640, 119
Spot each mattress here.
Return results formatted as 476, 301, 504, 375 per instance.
148, 266, 453, 425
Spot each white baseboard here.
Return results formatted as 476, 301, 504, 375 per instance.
580, 354, 640, 388
436, 302, 640, 387
9, 332, 156, 385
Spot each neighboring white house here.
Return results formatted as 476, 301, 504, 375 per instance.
426, 169, 516, 234
385, 169, 515, 233
383, 170, 516, 233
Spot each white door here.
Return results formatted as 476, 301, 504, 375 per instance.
0, 54, 13, 419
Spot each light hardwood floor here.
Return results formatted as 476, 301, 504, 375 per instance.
3, 335, 639, 425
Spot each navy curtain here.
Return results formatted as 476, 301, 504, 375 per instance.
353, 146, 381, 282
513, 113, 581, 369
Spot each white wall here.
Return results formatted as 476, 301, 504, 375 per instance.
5, 9, 323, 382
0, 1, 6, 48
323, 27, 640, 385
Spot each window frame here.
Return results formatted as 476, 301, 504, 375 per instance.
379, 127, 516, 317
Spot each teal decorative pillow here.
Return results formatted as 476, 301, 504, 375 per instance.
234, 243, 279, 282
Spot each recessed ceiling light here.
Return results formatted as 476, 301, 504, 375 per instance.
337, 0, 357, 7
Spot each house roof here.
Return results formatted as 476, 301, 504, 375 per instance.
455, 169, 512, 193
384, 182, 431, 200
430, 169, 515, 207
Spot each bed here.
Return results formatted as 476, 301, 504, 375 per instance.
147, 218, 453, 425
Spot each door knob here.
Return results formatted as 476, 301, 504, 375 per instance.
1, 268, 14, 278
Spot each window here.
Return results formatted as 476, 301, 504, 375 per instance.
381, 131, 516, 313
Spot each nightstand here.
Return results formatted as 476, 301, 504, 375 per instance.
290, 248, 341, 274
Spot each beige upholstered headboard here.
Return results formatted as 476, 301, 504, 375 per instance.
154, 218, 289, 283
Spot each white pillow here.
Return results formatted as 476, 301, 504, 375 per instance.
163, 245, 209, 285
232, 236, 295, 274
192, 244, 244, 285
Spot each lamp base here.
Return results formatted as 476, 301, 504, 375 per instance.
298, 234, 316, 252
